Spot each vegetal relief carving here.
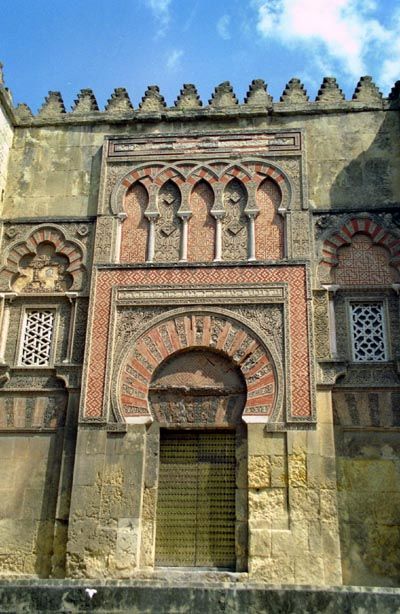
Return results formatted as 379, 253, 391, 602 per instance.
154, 181, 181, 262
12, 243, 72, 293
222, 179, 248, 260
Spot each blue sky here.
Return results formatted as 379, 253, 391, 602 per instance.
1, 0, 399, 112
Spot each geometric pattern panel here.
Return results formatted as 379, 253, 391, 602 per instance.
335, 234, 396, 286
255, 178, 283, 260
350, 302, 387, 362
321, 218, 400, 282
83, 265, 311, 421
119, 312, 277, 419
20, 309, 55, 366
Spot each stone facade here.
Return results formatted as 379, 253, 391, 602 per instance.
0, 67, 400, 587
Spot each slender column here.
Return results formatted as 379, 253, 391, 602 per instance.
63, 293, 79, 364
115, 212, 127, 263
145, 215, 157, 263
247, 214, 257, 262
211, 183, 225, 263
179, 215, 190, 262
323, 284, 340, 357
214, 215, 223, 262
0, 293, 16, 364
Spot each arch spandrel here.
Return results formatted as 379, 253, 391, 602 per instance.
115, 309, 282, 425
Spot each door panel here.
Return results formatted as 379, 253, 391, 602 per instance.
155, 430, 236, 569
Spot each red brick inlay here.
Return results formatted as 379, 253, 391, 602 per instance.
2, 226, 84, 288
334, 234, 399, 286
121, 182, 149, 263
255, 178, 284, 260
188, 181, 215, 262
83, 265, 311, 420
322, 218, 400, 271
119, 314, 277, 418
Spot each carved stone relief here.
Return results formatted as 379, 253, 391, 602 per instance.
1, 225, 88, 293
222, 179, 248, 261
12, 243, 72, 293
313, 290, 330, 360
154, 181, 181, 263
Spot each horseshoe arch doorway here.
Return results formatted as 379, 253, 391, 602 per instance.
148, 348, 247, 570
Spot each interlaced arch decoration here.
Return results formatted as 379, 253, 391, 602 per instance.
320, 217, 400, 280
116, 309, 283, 424
110, 158, 293, 215
1, 225, 86, 292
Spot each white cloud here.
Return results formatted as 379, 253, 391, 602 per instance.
166, 49, 183, 71
254, 0, 400, 89
217, 14, 231, 40
145, 0, 172, 37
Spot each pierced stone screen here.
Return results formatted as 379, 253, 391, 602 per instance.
20, 309, 55, 366
350, 302, 387, 362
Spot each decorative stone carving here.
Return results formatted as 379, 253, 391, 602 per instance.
12, 246, 71, 293
93, 217, 114, 263
209, 82, 238, 108
244, 80, 273, 107
280, 78, 309, 103
320, 217, 400, 277
38, 91, 66, 117
116, 310, 281, 422
317, 361, 347, 387
222, 179, 248, 260
174, 84, 202, 109
233, 305, 283, 355
139, 86, 166, 112
0, 392, 67, 429
72, 89, 99, 114
1, 226, 86, 292
289, 211, 310, 259
316, 77, 345, 103
154, 181, 181, 262
105, 88, 134, 113
352, 76, 383, 104
313, 290, 331, 360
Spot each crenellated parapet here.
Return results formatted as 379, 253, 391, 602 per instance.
2, 74, 398, 126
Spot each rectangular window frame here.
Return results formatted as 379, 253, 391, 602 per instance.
347, 298, 390, 363
17, 305, 59, 368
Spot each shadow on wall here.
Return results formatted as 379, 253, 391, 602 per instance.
329, 108, 400, 209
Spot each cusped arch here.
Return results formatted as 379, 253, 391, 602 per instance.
116, 309, 282, 424
187, 165, 219, 187
1, 225, 86, 291
242, 159, 292, 211
219, 163, 253, 184
321, 217, 400, 269
154, 166, 186, 187
110, 163, 164, 214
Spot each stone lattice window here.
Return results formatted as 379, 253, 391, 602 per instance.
20, 309, 55, 366
350, 302, 387, 362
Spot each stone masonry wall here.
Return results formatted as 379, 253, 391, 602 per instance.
335, 426, 400, 587
0, 93, 13, 211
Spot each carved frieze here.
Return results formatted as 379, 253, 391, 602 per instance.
222, 179, 248, 261
313, 290, 330, 360
154, 181, 181, 263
